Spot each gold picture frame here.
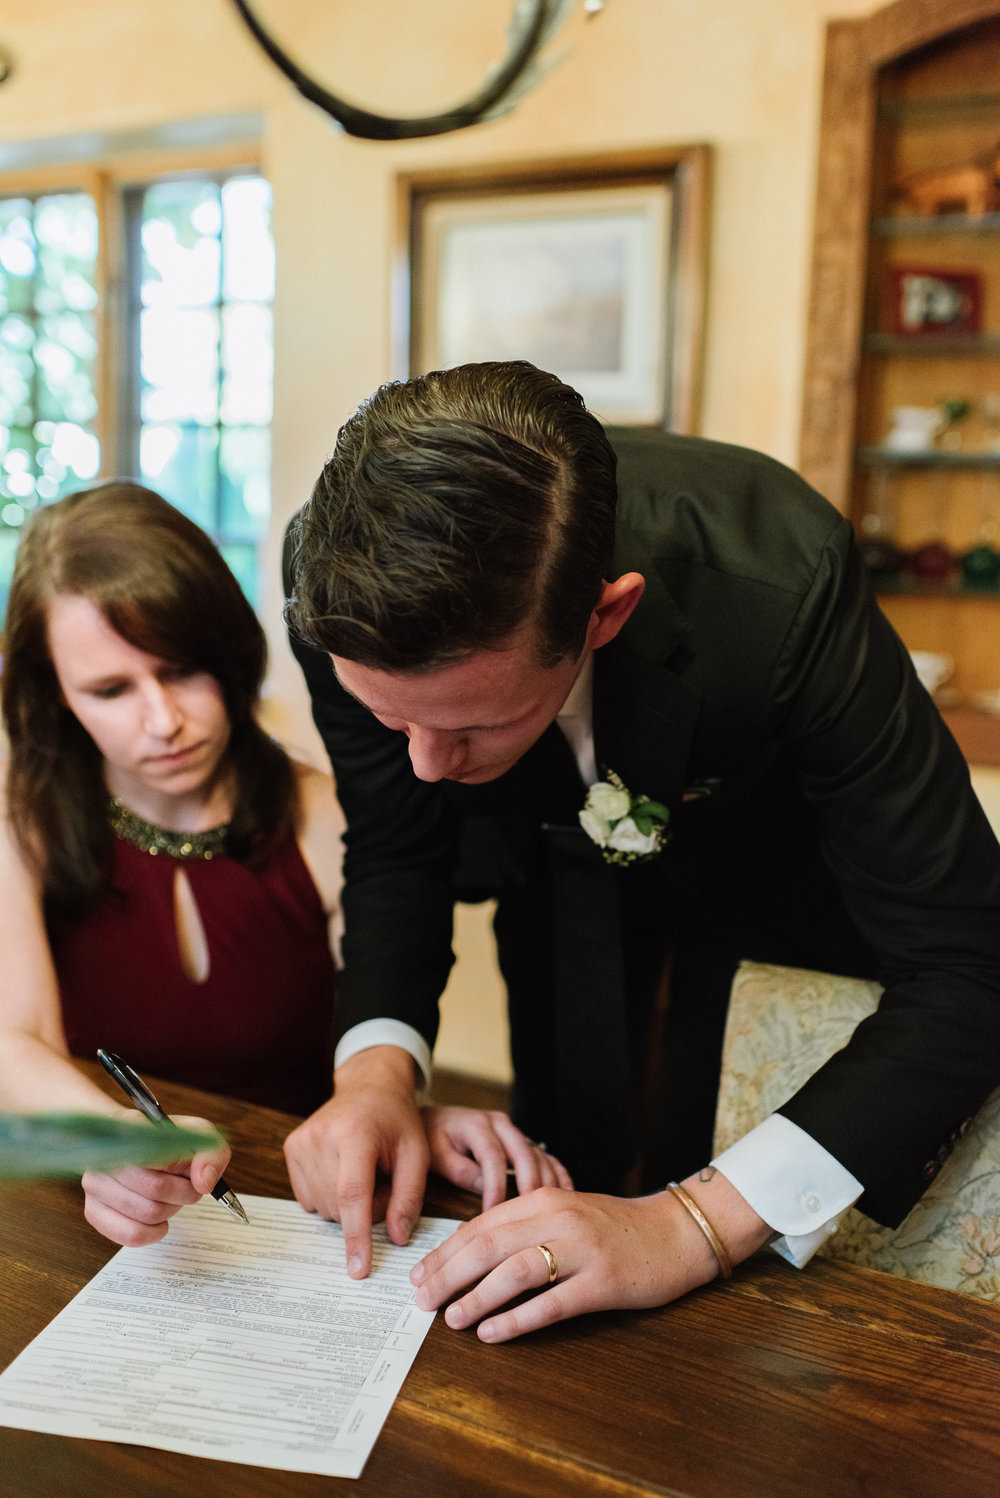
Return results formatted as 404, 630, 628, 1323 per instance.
396, 147, 711, 430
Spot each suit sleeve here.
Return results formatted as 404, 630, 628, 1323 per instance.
283, 528, 456, 1049
772, 519, 1000, 1225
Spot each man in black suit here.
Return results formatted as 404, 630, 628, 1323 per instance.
284, 360, 1000, 1343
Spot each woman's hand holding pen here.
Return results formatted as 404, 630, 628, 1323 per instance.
81, 1112, 231, 1248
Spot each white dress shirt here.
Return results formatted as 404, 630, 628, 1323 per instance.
334, 651, 862, 1264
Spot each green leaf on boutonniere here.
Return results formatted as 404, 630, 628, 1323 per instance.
0, 1113, 222, 1180
632, 800, 670, 835
579, 772, 673, 867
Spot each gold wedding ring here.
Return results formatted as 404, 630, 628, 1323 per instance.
535, 1242, 559, 1283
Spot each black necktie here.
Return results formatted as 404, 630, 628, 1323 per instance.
528, 725, 636, 1191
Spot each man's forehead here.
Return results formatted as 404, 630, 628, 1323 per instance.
330, 639, 572, 729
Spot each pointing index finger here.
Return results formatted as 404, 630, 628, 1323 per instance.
337, 1154, 376, 1278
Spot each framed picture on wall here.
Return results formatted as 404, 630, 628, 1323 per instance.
397, 148, 711, 430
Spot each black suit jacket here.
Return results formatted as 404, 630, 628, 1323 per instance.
286, 429, 1000, 1226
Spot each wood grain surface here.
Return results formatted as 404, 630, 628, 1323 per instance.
1, 1066, 998, 1498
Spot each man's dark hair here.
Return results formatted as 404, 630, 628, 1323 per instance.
288, 360, 618, 670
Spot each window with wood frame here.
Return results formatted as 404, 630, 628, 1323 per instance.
0, 151, 273, 616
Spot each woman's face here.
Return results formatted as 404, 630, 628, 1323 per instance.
46, 593, 231, 815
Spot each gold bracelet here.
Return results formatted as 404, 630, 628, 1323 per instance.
666, 1181, 733, 1280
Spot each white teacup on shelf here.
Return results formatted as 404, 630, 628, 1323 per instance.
884, 407, 943, 452
909, 650, 954, 696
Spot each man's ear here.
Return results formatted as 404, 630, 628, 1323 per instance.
585, 572, 645, 651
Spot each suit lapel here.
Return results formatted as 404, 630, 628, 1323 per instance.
592, 561, 701, 808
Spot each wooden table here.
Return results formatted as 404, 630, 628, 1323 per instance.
2, 1072, 999, 1498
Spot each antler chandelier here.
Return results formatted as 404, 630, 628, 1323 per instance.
230, 0, 606, 141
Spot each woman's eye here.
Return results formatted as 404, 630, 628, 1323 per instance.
92, 683, 127, 700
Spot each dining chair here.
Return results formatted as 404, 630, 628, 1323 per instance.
713, 959, 1000, 1299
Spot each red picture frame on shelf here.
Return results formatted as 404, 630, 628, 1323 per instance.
887, 265, 982, 336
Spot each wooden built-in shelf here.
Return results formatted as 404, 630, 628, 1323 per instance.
800, 2, 1000, 761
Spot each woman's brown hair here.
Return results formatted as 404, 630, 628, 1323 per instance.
2, 481, 296, 909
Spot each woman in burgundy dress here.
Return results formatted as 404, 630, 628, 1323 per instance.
0, 482, 566, 1248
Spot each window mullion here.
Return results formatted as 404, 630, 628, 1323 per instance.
116, 183, 144, 480
89, 167, 120, 481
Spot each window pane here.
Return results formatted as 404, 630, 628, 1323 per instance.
36, 311, 98, 424
34, 196, 99, 314
0, 200, 37, 316
133, 170, 273, 607
220, 425, 270, 542
0, 341, 34, 427
0, 525, 19, 619
0, 191, 99, 598
220, 303, 273, 425
139, 422, 219, 532
140, 307, 220, 424
222, 177, 274, 303
219, 541, 259, 604
34, 417, 92, 498
141, 180, 222, 310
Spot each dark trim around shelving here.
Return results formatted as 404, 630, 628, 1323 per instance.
863, 332, 1000, 354
872, 580, 1000, 599
857, 447, 1000, 468
877, 90, 1000, 120
871, 213, 1000, 236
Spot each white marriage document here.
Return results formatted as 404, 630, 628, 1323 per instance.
0, 1194, 457, 1478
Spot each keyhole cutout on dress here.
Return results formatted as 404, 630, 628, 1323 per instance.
173, 866, 210, 983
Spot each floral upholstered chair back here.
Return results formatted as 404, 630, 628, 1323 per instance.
713, 961, 1000, 1299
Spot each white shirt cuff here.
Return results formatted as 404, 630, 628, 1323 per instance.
711, 1113, 862, 1268
334, 1019, 433, 1094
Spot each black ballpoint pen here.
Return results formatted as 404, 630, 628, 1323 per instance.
96, 1048, 249, 1224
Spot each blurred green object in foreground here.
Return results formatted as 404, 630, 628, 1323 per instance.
0, 1113, 222, 1179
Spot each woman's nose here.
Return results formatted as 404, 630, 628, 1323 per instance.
142, 682, 183, 737
406, 726, 463, 782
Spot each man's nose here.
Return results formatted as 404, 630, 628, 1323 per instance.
406, 726, 463, 782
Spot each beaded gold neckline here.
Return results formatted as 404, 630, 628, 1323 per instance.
108, 797, 229, 861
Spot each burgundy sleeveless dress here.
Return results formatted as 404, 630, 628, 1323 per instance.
49, 834, 337, 1117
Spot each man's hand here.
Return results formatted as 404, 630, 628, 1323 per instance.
81, 1113, 230, 1247
410, 1169, 772, 1343
284, 1045, 429, 1278
422, 1105, 573, 1208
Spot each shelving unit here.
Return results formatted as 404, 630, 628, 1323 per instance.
801, 2, 1000, 763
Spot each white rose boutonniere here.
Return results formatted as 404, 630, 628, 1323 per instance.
579, 770, 671, 868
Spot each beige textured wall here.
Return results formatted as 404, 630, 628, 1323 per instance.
0, 0, 880, 1077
